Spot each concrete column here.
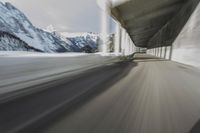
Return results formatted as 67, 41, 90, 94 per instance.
121, 29, 126, 55
165, 46, 170, 60
126, 35, 129, 55
157, 48, 159, 57
124, 33, 127, 55
129, 38, 132, 54
161, 47, 164, 58
156, 48, 158, 56
159, 47, 161, 57
160, 47, 163, 58
155, 48, 157, 56
154, 48, 157, 56
156, 48, 159, 57
159, 48, 161, 57
114, 22, 121, 55
124, 33, 129, 55
128, 36, 132, 55
169, 45, 173, 60
164, 46, 167, 59
131, 40, 134, 54
100, 1, 109, 53
127, 34, 130, 55
129, 37, 132, 54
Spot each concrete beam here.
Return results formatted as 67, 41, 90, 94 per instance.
111, 0, 200, 49
148, 0, 200, 48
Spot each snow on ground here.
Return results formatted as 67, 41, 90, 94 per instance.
0, 51, 89, 57
0, 52, 120, 96
95, 52, 123, 57
0, 51, 123, 57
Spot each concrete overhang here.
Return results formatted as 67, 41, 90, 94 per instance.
111, 0, 199, 48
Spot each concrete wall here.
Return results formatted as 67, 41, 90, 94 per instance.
146, 0, 200, 68
147, 0, 200, 49
172, 2, 200, 68
147, 46, 171, 60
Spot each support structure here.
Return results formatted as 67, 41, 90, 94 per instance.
169, 45, 173, 60
99, 0, 138, 56
160, 47, 162, 58
100, 0, 109, 53
114, 22, 121, 55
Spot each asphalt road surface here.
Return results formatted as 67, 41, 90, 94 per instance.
1, 54, 200, 133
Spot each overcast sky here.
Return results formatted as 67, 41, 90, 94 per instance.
2, 0, 115, 33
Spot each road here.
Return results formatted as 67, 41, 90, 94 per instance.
1, 54, 200, 133
0, 53, 118, 95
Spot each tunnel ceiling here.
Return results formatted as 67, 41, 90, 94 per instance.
111, 0, 189, 48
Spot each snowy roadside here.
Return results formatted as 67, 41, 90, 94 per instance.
0, 51, 89, 57
0, 52, 120, 102
0, 51, 122, 57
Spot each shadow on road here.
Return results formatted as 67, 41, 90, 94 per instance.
0, 59, 137, 133
189, 119, 200, 133
35, 60, 137, 133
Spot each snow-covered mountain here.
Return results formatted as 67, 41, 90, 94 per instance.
0, 2, 99, 53
0, 2, 75, 52
59, 32, 99, 52
0, 31, 42, 52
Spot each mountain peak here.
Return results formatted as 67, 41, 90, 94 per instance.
0, 3, 98, 53
4, 2, 17, 10
45, 25, 56, 33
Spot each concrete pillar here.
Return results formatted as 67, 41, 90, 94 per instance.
127, 34, 130, 55
124, 33, 127, 55
164, 46, 167, 59
165, 46, 170, 60
128, 38, 131, 55
121, 29, 126, 55
128, 36, 132, 55
155, 48, 157, 56
159, 47, 161, 57
159, 48, 161, 57
131, 39, 134, 54
156, 48, 159, 57
160, 47, 163, 58
155, 48, 158, 56
161, 47, 164, 58
126, 35, 129, 55
130, 39, 132, 54
156, 48, 158, 56
129, 38, 132, 54
100, 1, 109, 53
169, 45, 173, 60
124, 33, 129, 55
114, 22, 121, 55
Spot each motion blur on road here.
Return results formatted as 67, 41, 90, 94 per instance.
0, 53, 200, 133
1, 0, 200, 133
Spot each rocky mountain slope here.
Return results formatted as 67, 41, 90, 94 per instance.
0, 31, 42, 52
0, 2, 99, 53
